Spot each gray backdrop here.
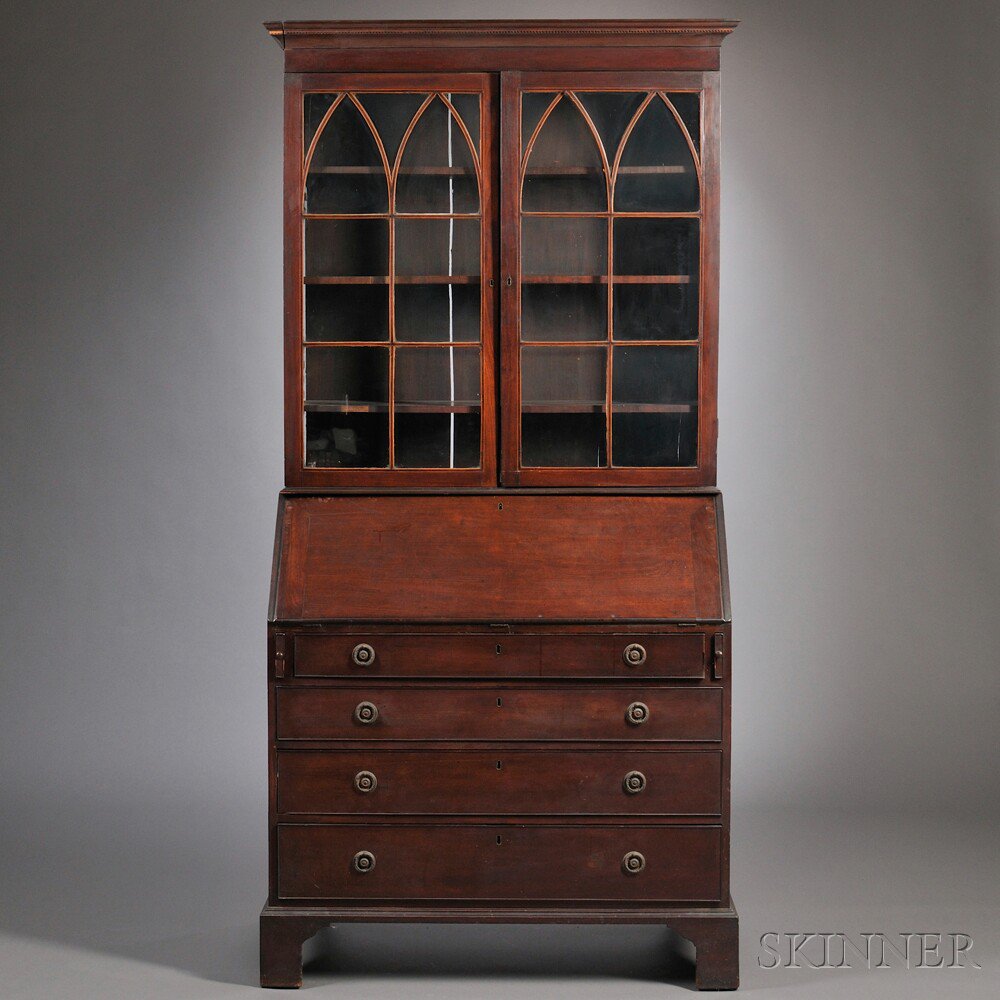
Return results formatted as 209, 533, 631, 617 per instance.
1, 2, 997, 998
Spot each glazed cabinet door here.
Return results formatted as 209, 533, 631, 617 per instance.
287, 73, 497, 485
500, 72, 718, 487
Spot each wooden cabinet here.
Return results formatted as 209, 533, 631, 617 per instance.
262, 19, 739, 992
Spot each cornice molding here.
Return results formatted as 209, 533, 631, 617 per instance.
264, 19, 739, 50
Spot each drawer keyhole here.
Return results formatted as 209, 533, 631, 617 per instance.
496, 644, 502, 655
496, 760, 502, 770
496, 835, 502, 846
497, 697, 502, 707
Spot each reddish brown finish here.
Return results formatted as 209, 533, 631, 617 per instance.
277, 823, 722, 903
286, 47, 723, 74
260, 903, 738, 989
260, 910, 330, 988
267, 21, 737, 76
277, 749, 722, 816
266, 20, 738, 48
272, 494, 725, 622
276, 685, 721, 743
292, 631, 706, 678
262, 19, 738, 993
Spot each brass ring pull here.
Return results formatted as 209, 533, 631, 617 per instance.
622, 851, 646, 875
354, 770, 377, 793
352, 642, 376, 666
353, 850, 376, 873
354, 701, 379, 725
625, 701, 650, 726
622, 643, 647, 666
623, 770, 647, 794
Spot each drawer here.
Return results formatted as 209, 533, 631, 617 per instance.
275, 685, 722, 742
277, 823, 722, 902
277, 749, 722, 816
292, 632, 706, 679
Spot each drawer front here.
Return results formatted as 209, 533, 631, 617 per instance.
292, 633, 706, 679
277, 750, 722, 816
277, 823, 722, 902
276, 686, 722, 742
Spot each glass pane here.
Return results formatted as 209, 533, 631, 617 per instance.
304, 346, 389, 468
521, 345, 607, 467
522, 413, 606, 468
522, 95, 607, 212
305, 346, 389, 405
305, 219, 388, 277
613, 283, 697, 341
357, 93, 427, 166
395, 218, 480, 277
577, 92, 645, 164
394, 347, 481, 468
306, 412, 389, 468
668, 92, 701, 156
614, 218, 698, 276
305, 285, 388, 342
612, 345, 698, 467
521, 217, 606, 277
396, 98, 479, 214
396, 284, 479, 342
305, 98, 388, 214
614, 97, 699, 212
450, 94, 480, 150
522, 345, 606, 406
521, 284, 606, 342
521, 93, 557, 152
304, 93, 337, 149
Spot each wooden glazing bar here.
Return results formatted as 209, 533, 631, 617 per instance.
518, 339, 698, 347
519, 275, 690, 284
521, 211, 700, 218
304, 275, 390, 284
517, 401, 696, 414
303, 275, 482, 284
305, 213, 480, 220
305, 401, 481, 414
305, 340, 480, 348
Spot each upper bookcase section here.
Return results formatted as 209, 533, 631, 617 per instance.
266, 21, 737, 488
264, 20, 739, 74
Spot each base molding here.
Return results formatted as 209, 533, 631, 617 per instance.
260, 900, 739, 989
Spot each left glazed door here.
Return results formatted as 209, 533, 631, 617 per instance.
286, 74, 497, 486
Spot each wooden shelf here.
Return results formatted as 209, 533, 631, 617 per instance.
521, 275, 691, 285
313, 166, 684, 177
306, 400, 481, 414
306, 275, 684, 286
521, 401, 696, 414
304, 275, 480, 285
525, 165, 687, 176
312, 166, 474, 176
307, 400, 693, 415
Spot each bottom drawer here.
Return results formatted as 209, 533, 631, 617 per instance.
277, 823, 722, 903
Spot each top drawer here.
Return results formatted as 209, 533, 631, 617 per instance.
292, 632, 706, 680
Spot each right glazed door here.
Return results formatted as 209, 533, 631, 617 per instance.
501, 72, 719, 487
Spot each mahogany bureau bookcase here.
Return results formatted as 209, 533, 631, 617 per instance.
261, 19, 739, 991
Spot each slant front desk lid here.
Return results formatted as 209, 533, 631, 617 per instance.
271, 494, 729, 624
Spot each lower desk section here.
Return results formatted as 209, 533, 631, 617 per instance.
276, 822, 722, 903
